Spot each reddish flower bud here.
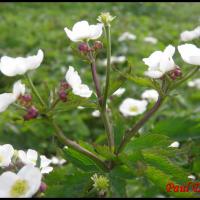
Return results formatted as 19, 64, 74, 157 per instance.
78, 43, 89, 52
94, 41, 103, 50
60, 80, 70, 90
169, 67, 182, 80
23, 106, 38, 121
174, 68, 182, 77
59, 90, 67, 102
39, 182, 47, 193
19, 94, 32, 107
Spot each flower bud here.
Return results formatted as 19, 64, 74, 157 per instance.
169, 67, 182, 80
39, 182, 48, 193
97, 12, 115, 26
60, 80, 70, 90
91, 173, 109, 196
19, 94, 32, 107
24, 106, 38, 121
59, 90, 67, 102
94, 41, 103, 50
78, 43, 89, 53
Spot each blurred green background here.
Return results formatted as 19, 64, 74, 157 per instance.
0, 3, 199, 196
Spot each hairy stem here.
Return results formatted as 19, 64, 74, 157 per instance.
116, 95, 164, 154
26, 73, 45, 107
50, 119, 109, 172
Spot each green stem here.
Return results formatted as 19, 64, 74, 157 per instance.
101, 110, 114, 152
103, 25, 111, 110
49, 119, 109, 172
26, 73, 45, 107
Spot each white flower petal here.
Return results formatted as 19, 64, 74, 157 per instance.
0, 144, 14, 167
18, 165, 42, 197
40, 155, 51, 169
168, 141, 180, 148
91, 110, 100, 117
12, 80, 25, 98
40, 166, 53, 174
141, 89, 159, 102
64, 20, 102, 42
65, 66, 82, 88
0, 172, 18, 197
144, 70, 164, 79
0, 93, 16, 113
0, 50, 44, 77
113, 88, 126, 97
178, 43, 200, 65
72, 84, 92, 98
27, 149, 38, 165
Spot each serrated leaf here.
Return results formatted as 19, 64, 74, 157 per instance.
94, 145, 115, 160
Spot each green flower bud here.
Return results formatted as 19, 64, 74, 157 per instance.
97, 12, 116, 26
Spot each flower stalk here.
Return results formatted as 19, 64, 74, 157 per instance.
25, 73, 45, 107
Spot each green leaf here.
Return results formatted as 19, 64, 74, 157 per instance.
145, 166, 196, 198
142, 152, 189, 184
124, 134, 172, 154
63, 147, 103, 173
153, 117, 200, 141
94, 145, 116, 160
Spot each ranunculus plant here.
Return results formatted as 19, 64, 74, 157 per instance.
0, 12, 199, 198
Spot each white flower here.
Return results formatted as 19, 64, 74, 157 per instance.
118, 32, 136, 42
141, 89, 159, 102
40, 155, 53, 174
144, 36, 158, 44
18, 149, 38, 166
51, 156, 66, 166
77, 106, 85, 110
0, 80, 25, 113
143, 45, 176, 79
100, 56, 126, 67
112, 88, 126, 97
0, 144, 14, 168
0, 164, 41, 198
180, 26, 200, 42
18, 149, 53, 174
0, 49, 44, 77
119, 98, 148, 117
178, 43, 200, 65
188, 175, 196, 180
92, 110, 100, 117
65, 66, 92, 98
168, 141, 180, 148
64, 20, 103, 42
188, 78, 200, 89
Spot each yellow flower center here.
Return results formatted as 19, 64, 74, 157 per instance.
10, 180, 29, 197
130, 106, 138, 113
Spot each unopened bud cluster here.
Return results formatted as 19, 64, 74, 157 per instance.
18, 94, 38, 121
169, 67, 182, 80
58, 80, 70, 102
78, 41, 103, 54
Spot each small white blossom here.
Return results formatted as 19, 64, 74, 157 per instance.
180, 26, 200, 42
77, 106, 85, 110
178, 43, 200, 65
0, 165, 41, 198
100, 56, 126, 67
0, 144, 14, 168
143, 45, 176, 79
141, 89, 159, 102
119, 98, 148, 117
92, 110, 101, 117
188, 78, 200, 89
118, 32, 136, 42
168, 141, 180, 148
51, 156, 66, 166
64, 20, 103, 42
18, 149, 53, 174
65, 66, 92, 98
0, 80, 25, 113
112, 88, 126, 97
0, 50, 44, 77
144, 36, 158, 44
188, 175, 196, 180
